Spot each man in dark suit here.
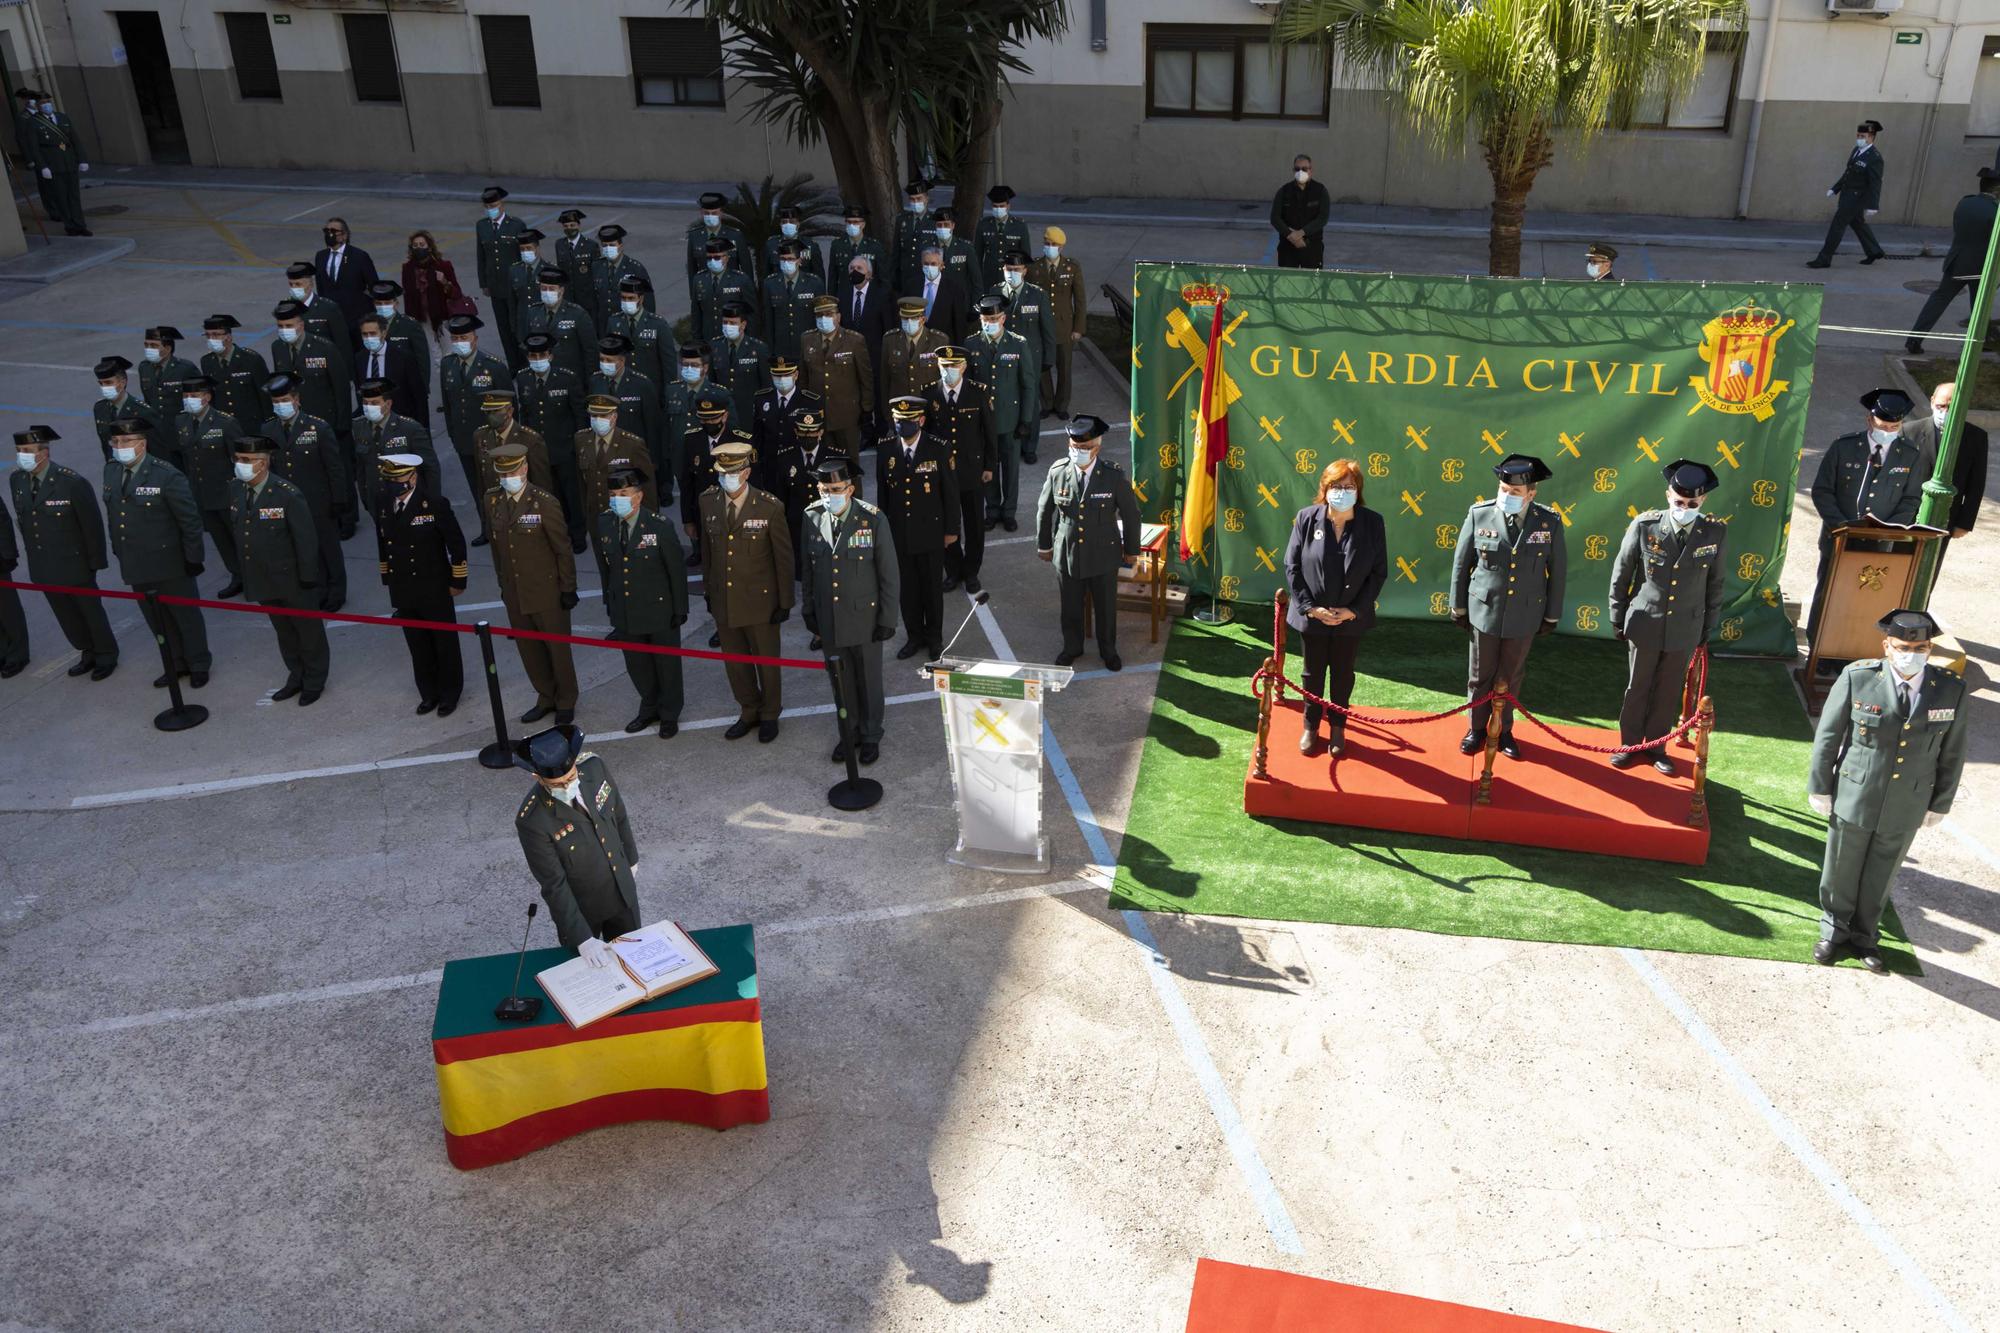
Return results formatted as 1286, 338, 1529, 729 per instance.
918, 243, 973, 345
1905, 168, 2000, 354
1808, 121, 1886, 268
841, 254, 895, 380
1898, 381, 1989, 557
354, 313, 426, 424
314, 218, 379, 346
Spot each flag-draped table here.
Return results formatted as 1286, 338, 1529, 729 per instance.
431, 924, 769, 1169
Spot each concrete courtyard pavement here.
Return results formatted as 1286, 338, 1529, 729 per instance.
0, 177, 1995, 1331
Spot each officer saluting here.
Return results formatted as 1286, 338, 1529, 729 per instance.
376, 452, 467, 716
801, 457, 899, 764
876, 396, 959, 661
229, 438, 330, 705
10, 425, 118, 679
1808, 609, 1968, 971
513, 725, 643, 964
489, 442, 579, 725
1035, 414, 1141, 670
1806, 387, 1927, 647
1608, 460, 1726, 775
594, 468, 689, 739
701, 439, 793, 742
104, 418, 212, 688
1450, 453, 1567, 759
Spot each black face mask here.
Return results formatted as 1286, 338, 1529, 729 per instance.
895, 421, 922, 440
324, 230, 342, 247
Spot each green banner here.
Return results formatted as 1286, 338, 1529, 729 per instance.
1130, 265, 1821, 656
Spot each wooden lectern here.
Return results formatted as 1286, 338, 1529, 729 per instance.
1801, 522, 1945, 707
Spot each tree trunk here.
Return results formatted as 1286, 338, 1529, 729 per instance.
762, 7, 900, 226
1481, 125, 1552, 278
953, 86, 1004, 222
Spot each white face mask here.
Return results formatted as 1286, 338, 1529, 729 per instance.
1586, 262, 1606, 279
602, 244, 621, 260
780, 260, 799, 277
273, 401, 297, 420
362, 404, 385, 422
936, 227, 954, 241
609, 494, 635, 518
485, 207, 501, 220
599, 360, 619, 377
719, 471, 745, 494
39, 101, 54, 115
1327, 488, 1357, 512
680, 365, 702, 384
702, 213, 721, 229
500, 474, 525, 495
1856, 138, 1870, 151
15, 451, 37, 471
901, 318, 921, 337
206, 337, 226, 353
620, 299, 640, 316
845, 223, 862, 238
1068, 447, 1095, 468
706, 257, 725, 273
1932, 406, 1949, 428
723, 324, 743, 341
941, 368, 962, 387
288, 285, 308, 302
452, 340, 473, 357
590, 417, 614, 437
182, 396, 205, 416
1867, 426, 1899, 449
1887, 648, 1926, 677
548, 778, 581, 805
1667, 497, 1700, 526
815, 316, 835, 334
780, 222, 799, 238
233, 461, 258, 482
98, 382, 120, 400
375, 304, 397, 320
528, 357, 551, 374
1043, 245, 1059, 261
1295, 169, 1311, 184
981, 320, 1002, 339
773, 376, 795, 393
920, 264, 940, 282
112, 446, 138, 465
143, 347, 163, 363
821, 490, 850, 514
993, 206, 1009, 219
520, 252, 538, 267
539, 289, 560, 307
361, 335, 383, 352
907, 200, 925, 214
277, 327, 300, 344
1003, 271, 1023, 288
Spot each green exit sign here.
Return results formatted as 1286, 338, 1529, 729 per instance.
272, 13, 291, 22
1894, 30, 1921, 44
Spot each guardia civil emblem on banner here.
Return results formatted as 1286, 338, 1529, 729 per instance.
1687, 304, 1795, 423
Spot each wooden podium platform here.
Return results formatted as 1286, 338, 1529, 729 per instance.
1243, 700, 1710, 865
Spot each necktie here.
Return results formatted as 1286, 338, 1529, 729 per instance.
1901, 681, 1914, 715
924, 281, 936, 317
330, 252, 340, 283
853, 288, 863, 326
371, 351, 382, 380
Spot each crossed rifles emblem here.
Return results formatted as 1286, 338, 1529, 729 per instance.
1163, 306, 1248, 409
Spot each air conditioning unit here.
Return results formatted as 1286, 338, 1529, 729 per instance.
1827, 0, 1903, 15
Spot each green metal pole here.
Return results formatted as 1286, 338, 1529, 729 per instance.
1911, 190, 2000, 610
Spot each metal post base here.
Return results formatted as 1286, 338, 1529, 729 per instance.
153, 703, 209, 732
828, 776, 883, 810
1191, 607, 1224, 623
478, 742, 515, 770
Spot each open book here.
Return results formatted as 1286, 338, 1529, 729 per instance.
534, 921, 720, 1030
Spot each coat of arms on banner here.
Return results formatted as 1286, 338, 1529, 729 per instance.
1688, 304, 1794, 423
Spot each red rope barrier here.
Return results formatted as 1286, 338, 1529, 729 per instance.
0, 578, 823, 670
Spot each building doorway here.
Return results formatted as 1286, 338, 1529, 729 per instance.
113, 11, 189, 164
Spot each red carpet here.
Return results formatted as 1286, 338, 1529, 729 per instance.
1243, 701, 1708, 865
1184, 1259, 1608, 1332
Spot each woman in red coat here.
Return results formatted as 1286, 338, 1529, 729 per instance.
400, 229, 471, 343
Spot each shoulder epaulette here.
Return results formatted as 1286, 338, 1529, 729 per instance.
517, 791, 537, 818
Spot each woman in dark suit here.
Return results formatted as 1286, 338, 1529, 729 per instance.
1284, 458, 1388, 756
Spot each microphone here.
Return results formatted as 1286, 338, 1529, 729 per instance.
494, 903, 546, 1022
930, 589, 991, 669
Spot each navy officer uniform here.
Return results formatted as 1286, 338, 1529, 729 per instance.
375, 452, 467, 716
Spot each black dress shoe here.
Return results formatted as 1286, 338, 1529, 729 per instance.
571, 539, 588, 555
272, 682, 303, 702
1859, 950, 1888, 974
320, 598, 344, 615
67, 659, 94, 677
153, 670, 174, 688
0, 662, 24, 679
983, 518, 1000, 532
299, 688, 321, 707
942, 575, 961, 592
687, 549, 702, 568
758, 720, 780, 743
1813, 940, 1840, 965
519, 702, 553, 724
927, 644, 943, 660
1103, 654, 1122, 672
1000, 516, 1019, 532
1497, 735, 1522, 761
217, 580, 243, 599
1299, 728, 1322, 757
1020, 451, 1037, 466
1804, 259, 1831, 269
1905, 338, 1924, 355
470, 533, 491, 547
1610, 750, 1639, 770
1458, 731, 1481, 755
659, 720, 679, 739
416, 699, 438, 715
190, 671, 209, 688
724, 718, 756, 740
859, 742, 879, 765
809, 634, 822, 651
624, 711, 659, 733
437, 698, 458, 717
1651, 754, 1678, 777
831, 740, 847, 762
90, 662, 116, 681
708, 631, 722, 648
1055, 651, 1080, 666
964, 577, 982, 595
1860, 253, 1884, 265
553, 709, 574, 724
896, 640, 924, 660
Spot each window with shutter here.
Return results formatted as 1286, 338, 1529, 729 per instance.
479, 15, 540, 110
627, 17, 726, 108
341, 13, 402, 105
221, 12, 281, 102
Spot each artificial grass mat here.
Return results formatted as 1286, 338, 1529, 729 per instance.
1109, 617, 1916, 972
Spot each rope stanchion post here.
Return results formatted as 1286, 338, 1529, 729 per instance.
474, 620, 514, 770
825, 654, 882, 811
1677, 647, 1707, 751
1475, 678, 1507, 805
1253, 654, 1276, 778
145, 592, 209, 733
1688, 694, 1716, 828
1271, 589, 1288, 700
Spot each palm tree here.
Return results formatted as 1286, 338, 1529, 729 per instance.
1273, 0, 1744, 276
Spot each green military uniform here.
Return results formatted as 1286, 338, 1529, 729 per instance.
505, 248, 543, 355
554, 214, 602, 322
202, 339, 271, 435
439, 341, 514, 537
231, 465, 329, 696
594, 500, 690, 729
588, 245, 655, 329
762, 226, 824, 284
800, 314, 874, 465
708, 331, 773, 424
932, 227, 979, 294
975, 200, 1031, 293
369, 287, 433, 405
516, 751, 641, 949
1608, 462, 1727, 769
270, 330, 354, 525
576, 423, 656, 548
678, 422, 740, 539
520, 288, 599, 386
1450, 456, 1568, 745
176, 403, 249, 582
828, 229, 888, 301
663, 369, 736, 488
488, 464, 578, 719
475, 422, 554, 504
352, 408, 438, 519
474, 193, 526, 363
516, 352, 585, 546
987, 277, 1054, 432
1809, 642, 1967, 956
892, 198, 936, 297
760, 268, 825, 364
700, 458, 793, 726
10, 452, 117, 672
299, 293, 353, 371
964, 315, 1036, 526
94, 387, 166, 465
879, 307, 948, 406
690, 262, 758, 346
13, 91, 57, 226
1027, 246, 1085, 418
800, 490, 899, 747
588, 362, 663, 475
104, 449, 212, 676
262, 405, 346, 606
685, 214, 751, 283
1035, 420, 1141, 664
604, 300, 672, 404
1807, 394, 1929, 645
139, 337, 200, 418
24, 105, 88, 234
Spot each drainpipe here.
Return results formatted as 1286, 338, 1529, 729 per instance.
1734, 0, 1784, 219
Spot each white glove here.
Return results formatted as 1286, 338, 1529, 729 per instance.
39, 168, 50, 179
78, 162, 88, 173
578, 937, 613, 968
1826, 189, 1835, 198
1923, 810, 1945, 829
1865, 209, 1878, 218
1808, 793, 1833, 817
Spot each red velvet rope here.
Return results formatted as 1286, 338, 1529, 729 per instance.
0, 578, 824, 670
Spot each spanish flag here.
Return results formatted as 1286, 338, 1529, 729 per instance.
1179, 299, 1229, 563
